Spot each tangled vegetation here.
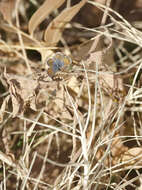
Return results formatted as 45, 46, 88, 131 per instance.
0, 0, 142, 189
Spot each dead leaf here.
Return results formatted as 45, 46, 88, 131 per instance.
0, 150, 16, 167
0, 0, 16, 23
0, 95, 10, 123
3, 72, 38, 117
28, 0, 65, 36
67, 76, 80, 94
121, 147, 142, 166
99, 73, 124, 92
44, 0, 87, 45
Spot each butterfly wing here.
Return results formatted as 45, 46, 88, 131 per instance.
46, 58, 55, 78
54, 53, 72, 71
46, 52, 72, 79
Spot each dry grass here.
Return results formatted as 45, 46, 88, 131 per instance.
0, 0, 142, 189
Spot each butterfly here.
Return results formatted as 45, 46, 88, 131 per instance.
46, 52, 72, 80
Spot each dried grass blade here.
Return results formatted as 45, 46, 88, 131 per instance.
28, 0, 65, 36
44, 0, 87, 45
0, 0, 16, 23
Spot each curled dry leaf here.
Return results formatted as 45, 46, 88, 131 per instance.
28, 0, 65, 36
99, 73, 124, 92
0, 150, 16, 167
67, 76, 80, 95
99, 72, 124, 102
121, 147, 142, 166
3, 72, 39, 117
44, 0, 87, 45
0, 96, 10, 123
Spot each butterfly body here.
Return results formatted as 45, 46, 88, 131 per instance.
52, 57, 65, 73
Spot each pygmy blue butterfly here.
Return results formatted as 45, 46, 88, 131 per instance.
46, 52, 72, 80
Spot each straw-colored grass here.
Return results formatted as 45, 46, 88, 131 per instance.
0, 0, 142, 189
